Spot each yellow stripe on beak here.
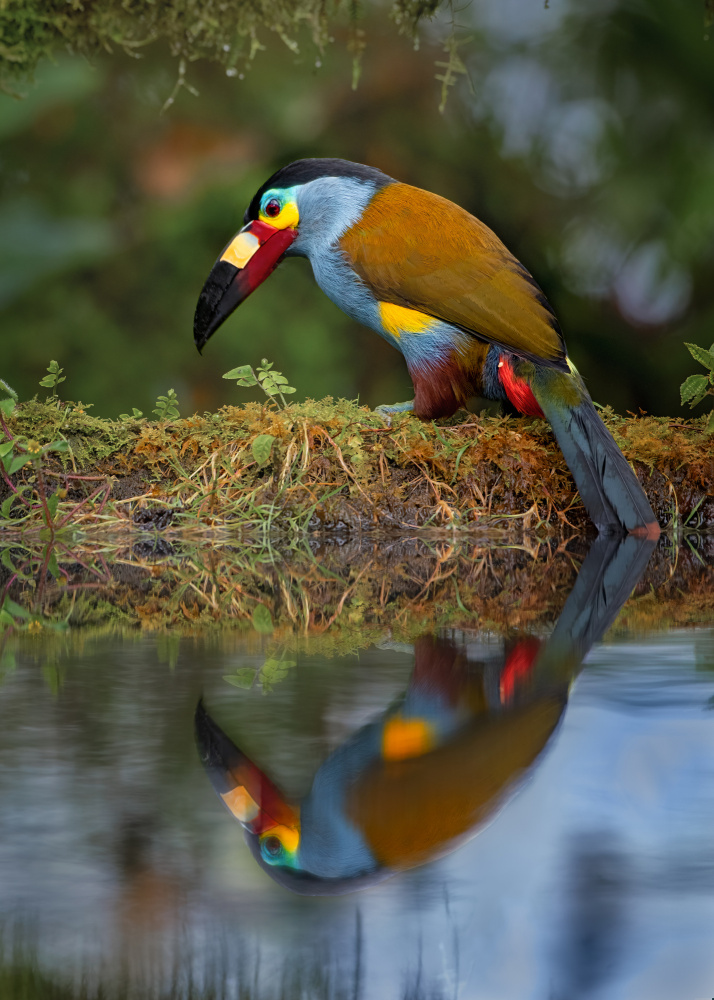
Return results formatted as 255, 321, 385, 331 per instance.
221, 231, 262, 270
221, 785, 259, 824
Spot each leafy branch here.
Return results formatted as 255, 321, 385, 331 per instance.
39, 360, 66, 400
223, 358, 296, 409
153, 389, 180, 420
680, 341, 714, 433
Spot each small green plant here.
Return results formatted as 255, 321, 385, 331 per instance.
680, 342, 714, 432
223, 358, 296, 409
39, 360, 66, 399
119, 407, 144, 420
153, 389, 180, 420
0, 379, 17, 419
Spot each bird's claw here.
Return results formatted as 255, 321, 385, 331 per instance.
374, 400, 415, 427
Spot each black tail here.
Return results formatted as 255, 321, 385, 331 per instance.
534, 380, 657, 534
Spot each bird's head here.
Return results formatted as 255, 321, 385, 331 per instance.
193, 158, 394, 351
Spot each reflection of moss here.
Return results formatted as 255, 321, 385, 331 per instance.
2, 533, 713, 670
3, 397, 713, 535
0, 0, 440, 91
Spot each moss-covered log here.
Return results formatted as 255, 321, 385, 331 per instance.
1, 398, 713, 535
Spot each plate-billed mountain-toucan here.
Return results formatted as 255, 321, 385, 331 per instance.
194, 533, 656, 896
193, 158, 659, 538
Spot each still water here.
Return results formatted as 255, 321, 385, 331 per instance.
1, 532, 713, 999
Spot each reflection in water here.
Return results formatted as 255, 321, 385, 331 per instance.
3, 532, 714, 999
196, 534, 656, 895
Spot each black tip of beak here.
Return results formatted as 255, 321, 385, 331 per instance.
193, 259, 241, 354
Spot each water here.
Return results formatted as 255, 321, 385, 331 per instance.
0, 532, 713, 999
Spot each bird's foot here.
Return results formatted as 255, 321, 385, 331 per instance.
374, 400, 414, 427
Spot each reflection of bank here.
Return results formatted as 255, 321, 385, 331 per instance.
196, 534, 656, 896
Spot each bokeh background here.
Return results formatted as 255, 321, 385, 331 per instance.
1, 0, 713, 419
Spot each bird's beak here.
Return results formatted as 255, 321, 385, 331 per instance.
193, 220, 298, 352
195, 700, 299, 838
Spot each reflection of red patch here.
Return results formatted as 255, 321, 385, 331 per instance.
500, 637, 542, 703
498, 356, 544, 417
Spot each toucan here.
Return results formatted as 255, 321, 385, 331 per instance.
195, 533, 656, 896
193, 158, 659, 538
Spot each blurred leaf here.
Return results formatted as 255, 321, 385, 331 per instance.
2, 598, 30, 620
46, 493, 59, 518
6, 454, 31, 475
222, 667, 256, 689
0, 398, 15, 417
251, 604, 273, 633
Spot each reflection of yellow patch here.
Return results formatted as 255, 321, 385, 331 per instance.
221, 232, 261, 269
259, 201, 299, 231
378, 302, 434, 340
382, 715, 434, 761
221, 785, 259, 823
263, 823, 300, 853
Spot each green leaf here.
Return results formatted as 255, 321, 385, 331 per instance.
2, 597, 30, 619
251, 604, 273, 633
46, 440, 69, 453
0, 398, 15, 417
281, 385, 296, 394
46, 493, 59, 518
7, 454, 31, 475
1, 549, 16, 574
706, 411, 714, 435
252, 434, 275, 466
223, 365, 257, 385
680, 374, 709, 406
1, 494, 17, 518
47, 552, 61, 579
0, 441, 14, 458
222, 668, 256, 689
685, 342, 714, 372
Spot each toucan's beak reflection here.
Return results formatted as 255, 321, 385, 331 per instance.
194, 699, 299, 839
193, 219, 298, 352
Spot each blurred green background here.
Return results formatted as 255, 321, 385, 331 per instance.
1, 0, 713, 419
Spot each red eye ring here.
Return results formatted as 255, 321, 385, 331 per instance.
264, 198, 281, 218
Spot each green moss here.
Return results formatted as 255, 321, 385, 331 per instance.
2, 396, 713, 536
0, 0, 444, 92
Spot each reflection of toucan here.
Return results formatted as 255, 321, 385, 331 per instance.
195, 534, 655, 895
193, 158, 658, 537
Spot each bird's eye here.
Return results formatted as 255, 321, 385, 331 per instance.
262, 835, 283, 858
264, 198, 281, 218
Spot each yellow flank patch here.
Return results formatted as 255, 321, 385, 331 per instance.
378, 302, 434, 340
259, 201, 299, 231
221, 785, 259, 823
221, 232, 261, 269
382, 715, 434, 761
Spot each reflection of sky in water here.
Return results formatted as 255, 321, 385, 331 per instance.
1, 631, 713, 997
